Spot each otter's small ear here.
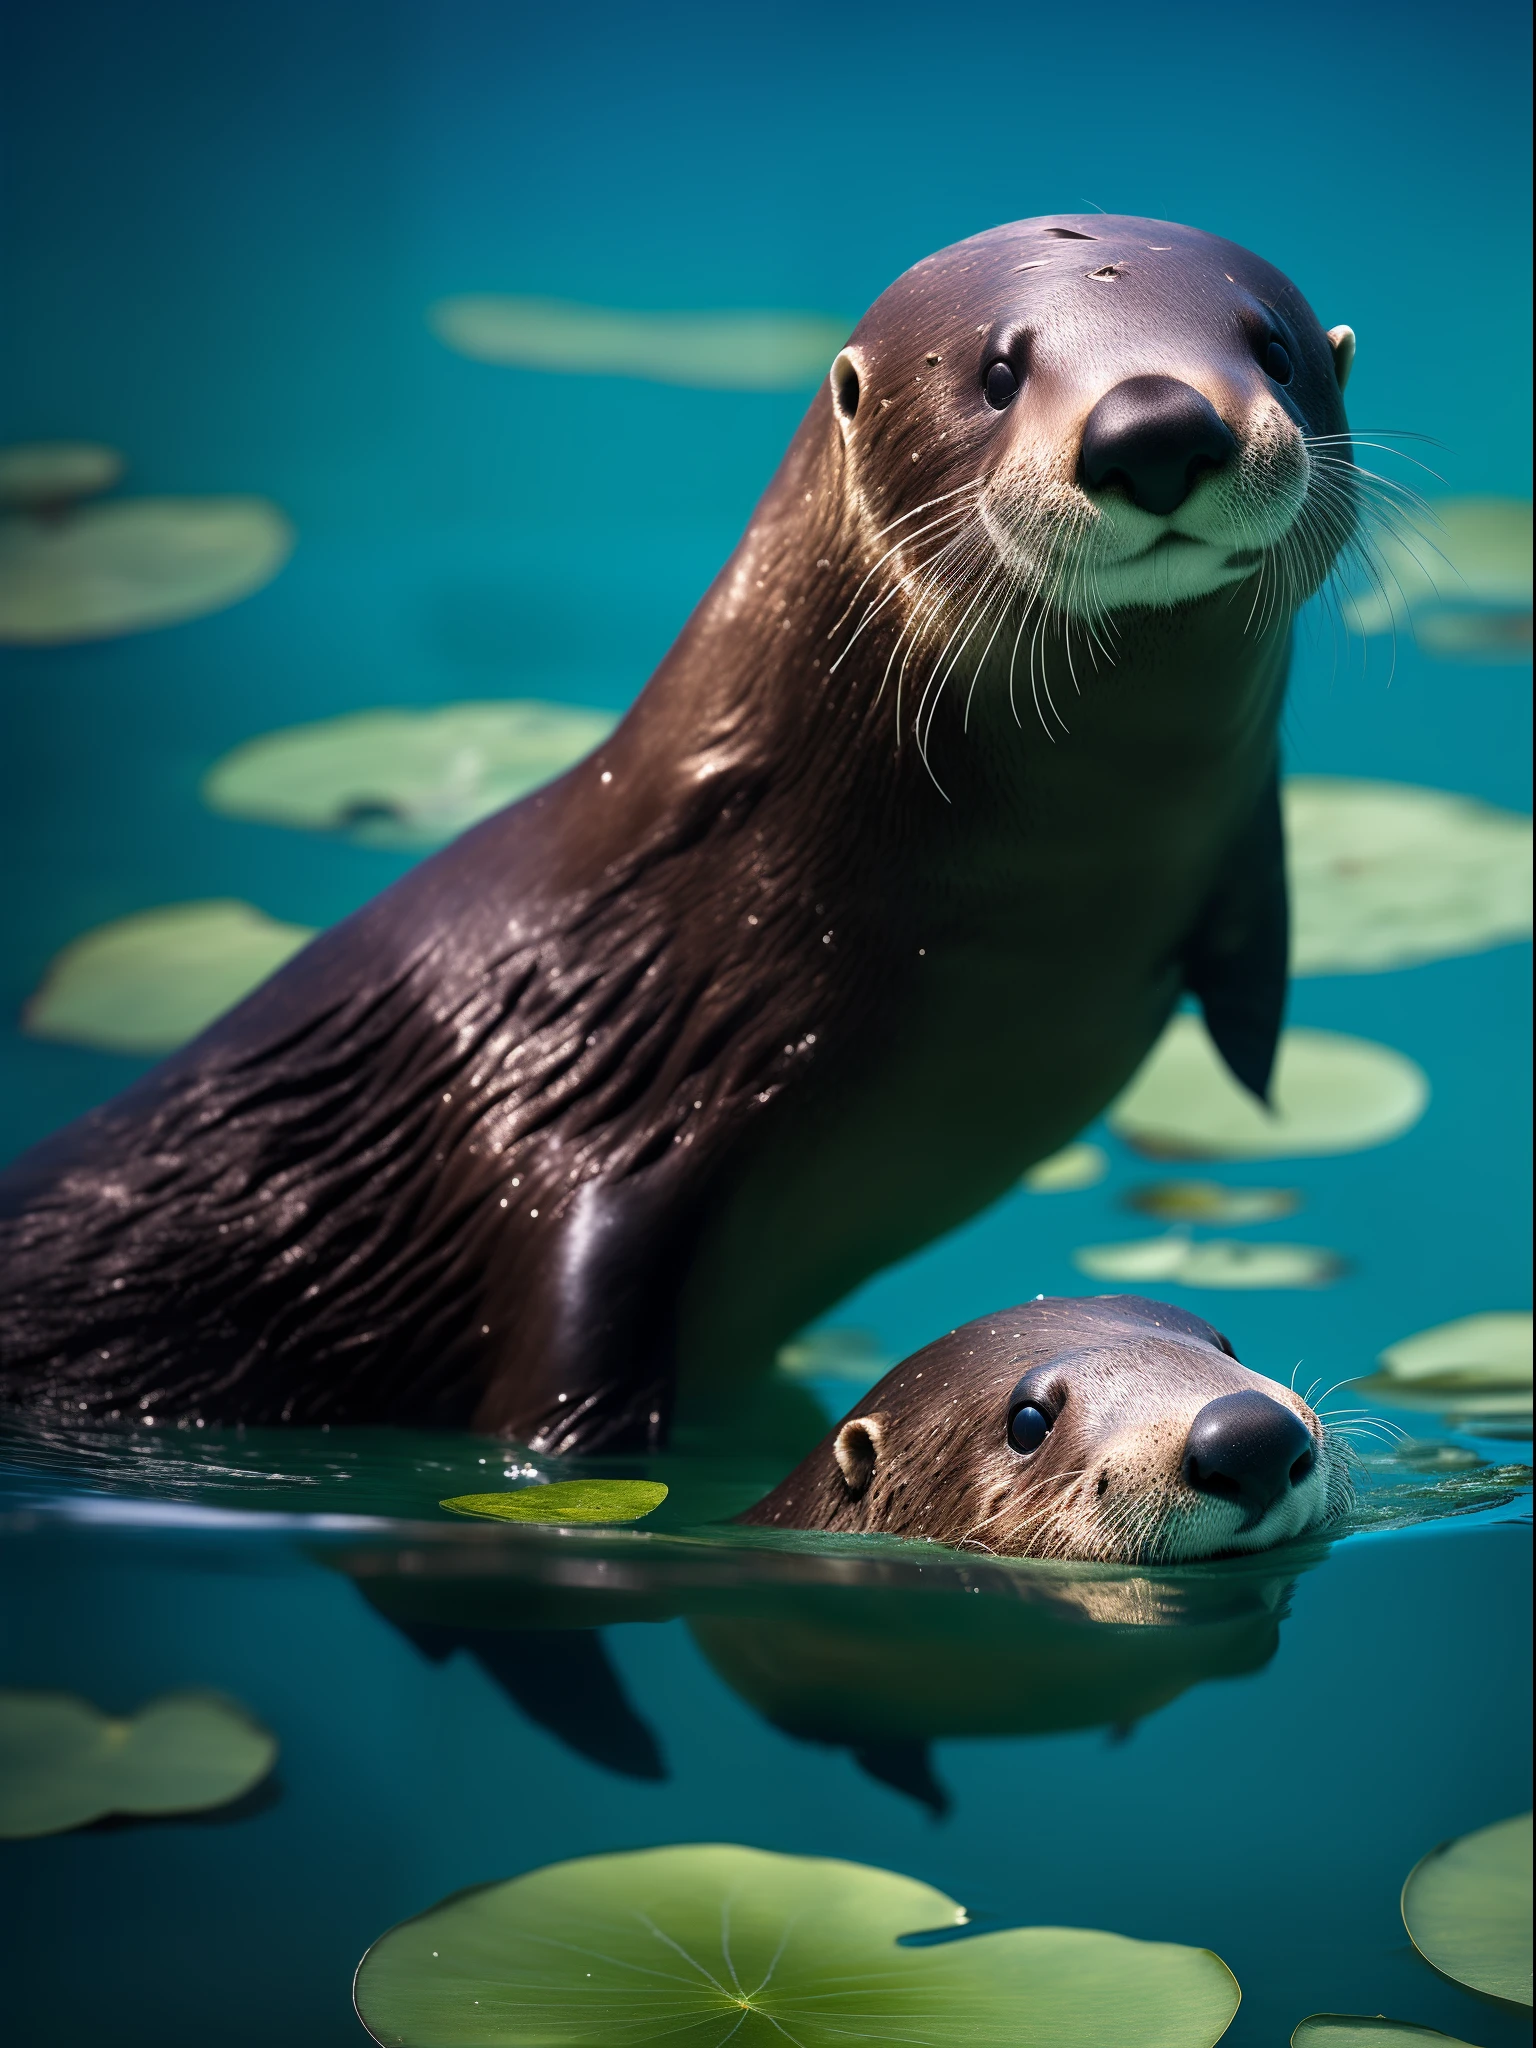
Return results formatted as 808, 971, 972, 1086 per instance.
829, 349, 864, 440
1326, 325, 1355, 392
834, 1413, 884, 1497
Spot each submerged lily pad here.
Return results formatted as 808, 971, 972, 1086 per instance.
1074, 1234, 1344, 1290
1349, 1384, 1533, 1430
203, 701, 619, 848
1347, 1461, 1534, 1537
1023, 1142, 1111, 1192
354, 1843, 1241, 2047
430, 295, 850, 390
1284, 778, 1532, 976
1109, 1016, 1428, 1161
0, 495, 292, 643
1416, 608, 1532, 661
1370, 1441, 1484, 1473
1401, 1810, 1532, 2005
1125, 1181, 1301, 1224
439, 1481, 669, 1524
776, 1326, 891, 1383
0, 439, 124, 509
24, 900, 316, 1055
1445, 1412, 1533, 1440
0, 1688, 276, 1838
1342, 496, 1532, 662
1291, 2021, 1478, 2047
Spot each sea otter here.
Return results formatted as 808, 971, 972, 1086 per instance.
0, 215, 1357, 1448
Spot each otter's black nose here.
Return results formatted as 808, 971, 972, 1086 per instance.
1079, 375, 1236, 515
1181, 1390, 1315, 1522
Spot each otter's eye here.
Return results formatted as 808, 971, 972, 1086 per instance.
1007, 1402, 1053, 1454
1263, 339, 1293, 385
984, 359, 1019, 410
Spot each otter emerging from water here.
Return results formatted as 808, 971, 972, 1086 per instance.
0, 216, 1358, 1448
742, 1295, 1351, 1561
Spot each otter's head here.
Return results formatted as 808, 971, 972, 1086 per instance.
827, 215, 1355, 636
744, 1295, 1353, 1562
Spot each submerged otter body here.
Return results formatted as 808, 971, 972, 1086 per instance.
742, 1295, 1352, 1561
0, 216, 1355, 1448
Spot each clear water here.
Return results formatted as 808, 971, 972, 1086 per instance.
0, 3, 1530, 2043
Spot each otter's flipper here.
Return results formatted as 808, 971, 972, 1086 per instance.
403, 1623, 667, 1781
851, 1740, 950, 1818
1180, 766, 1288, 1103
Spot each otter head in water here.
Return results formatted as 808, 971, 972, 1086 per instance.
742, 1295, 1351, 1561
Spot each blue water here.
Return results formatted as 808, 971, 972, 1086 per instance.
0, 2, 1531, 2043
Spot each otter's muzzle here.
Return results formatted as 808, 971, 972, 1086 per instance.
1181, 1389, 1315, 1526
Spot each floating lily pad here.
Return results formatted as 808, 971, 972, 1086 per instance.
1109, 1016, 1428, 1161
203, 700, 618, 848
24, 900, 316, 1055
1381, 1311, 1532, 1389
439, 1481, 669, 1524
0, 439, 124, 509
1291, 2020, 1478, 2047
0, 495, 293, 643
1353, 1312, 1534, 1424
0, 1688, 276, 1838
430, 295, 851, 390
1401, 1810, 1532, 2006
1343, 497, 1532, 662
1023, 1142, 1111, 1192
1125, 1181, 1301, 1224
776, 1326, 891, 1383
354, 1843, 1241, 2047
1284, 778, 1532, 976
1074, 1233, 1345, 1290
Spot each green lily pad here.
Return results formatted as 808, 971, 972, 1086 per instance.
1355, 1313, 1533, 1426
1402, 1810, 1532, 2005
1380, 1312, 1532, 1391
1284, 778, 1531, 976
203, 701, 619, 849
0, 1688, 276, 1838
0, 494, 292, 643
1445, 1412, 1533, 1440
1109, 1016, 1428, 1161
439, 1480, 669, 1524
24, 899, 316, 1055
1341, 496, 1532, 662
1125, 1182, 1302, 1225
430, 296, 851, 390
1291, 2020, 1478, 2046
0, 439, 124, 509
1416, 608, 1532, 661
775, 1326, 891, 1383
1074, 1234, 1345, 1290
353, 1843, 1241, 2047
1023, 1142, 1111, 1192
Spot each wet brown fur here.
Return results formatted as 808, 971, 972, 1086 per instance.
0, 218, 1351, 1450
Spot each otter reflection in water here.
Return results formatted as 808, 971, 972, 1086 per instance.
341, 1523, 1324, 1817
